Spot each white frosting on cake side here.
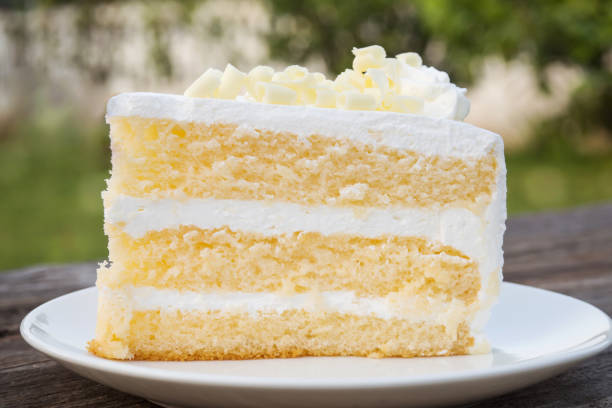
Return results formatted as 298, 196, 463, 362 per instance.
106, 92, 501, 158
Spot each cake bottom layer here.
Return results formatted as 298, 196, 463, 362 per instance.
89, 308, 476, 360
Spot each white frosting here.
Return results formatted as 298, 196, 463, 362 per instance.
102, 286, 468, 323
106, 92, 501, 158
398, 64, 470, 120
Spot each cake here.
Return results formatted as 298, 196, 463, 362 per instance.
89, 45, 506, 360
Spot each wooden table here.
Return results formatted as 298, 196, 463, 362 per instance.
2, 204, 611, 407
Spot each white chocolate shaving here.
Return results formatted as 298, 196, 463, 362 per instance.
284, 65, 308, 79
184, 68, 222, 98
338, 91, 377, 111
365, 68, 389, 94
247, 65, 274, 98
217, 64, 247, 99
315, 85, 336, 108
396, 52, 423, 67
352, 45, 386, 61
185, 45, 470, 120
334, 69, 366, 92
261, 82, 297, 105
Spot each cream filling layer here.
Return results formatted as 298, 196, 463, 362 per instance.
102, 286, 472, 323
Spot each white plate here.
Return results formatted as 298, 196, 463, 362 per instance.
21, 283, 610, 408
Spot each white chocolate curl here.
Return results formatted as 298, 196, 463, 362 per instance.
184, 68, 222, 98
217, 64, 247, 99
185, 45, 470, 120
247, 65, 274, 99
261, 82, 297, 105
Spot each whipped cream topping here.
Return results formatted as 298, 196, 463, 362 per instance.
184, 45, 470, 120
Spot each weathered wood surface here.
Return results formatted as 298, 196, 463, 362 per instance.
1, 204, 611, 407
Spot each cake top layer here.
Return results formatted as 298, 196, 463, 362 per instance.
184, 45, 470, 121
107, 92, 502, 158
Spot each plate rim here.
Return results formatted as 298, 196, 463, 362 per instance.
20, 282, 611, 390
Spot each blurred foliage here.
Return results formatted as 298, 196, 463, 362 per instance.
265, 0, 612, 149
0, 111, 109, 270
265, 0, 612, 79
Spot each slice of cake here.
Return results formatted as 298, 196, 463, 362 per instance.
89, 45, 506, 360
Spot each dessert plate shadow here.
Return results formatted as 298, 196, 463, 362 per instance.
21, 282, 611, 408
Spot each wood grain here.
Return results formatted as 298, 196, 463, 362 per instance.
1, 204, 611, 407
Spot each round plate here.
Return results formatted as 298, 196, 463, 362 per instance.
21, 283, 610, 408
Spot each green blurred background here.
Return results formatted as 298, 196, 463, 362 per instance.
1, 0, 611, 270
